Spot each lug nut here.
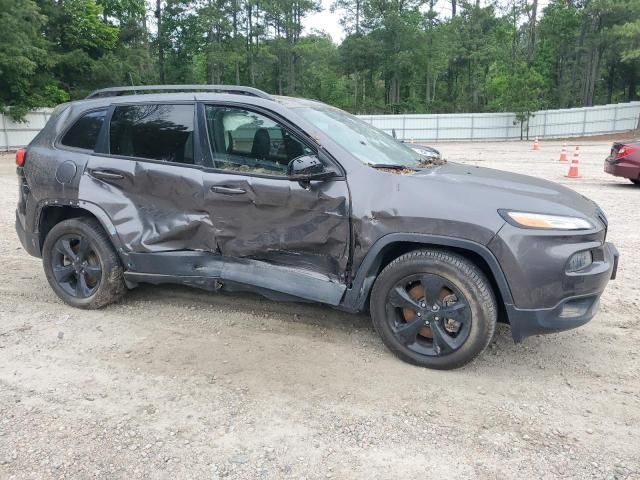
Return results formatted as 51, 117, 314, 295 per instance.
417, 312, 421, 317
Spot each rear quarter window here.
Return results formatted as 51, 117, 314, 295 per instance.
60, 109, 107, 150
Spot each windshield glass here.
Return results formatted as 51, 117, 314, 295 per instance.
297, 106, 424, 167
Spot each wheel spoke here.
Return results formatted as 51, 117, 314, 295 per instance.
53, 265, 75, 283
76, 271, 91, 297
76, 238, 90, 261
388, 286, 421, 311
430, 319, 461, 355
420, 274, 445, 306
83, 265, 102, 277
57, 239, 77, 261
440, 302, 469, 323
393, 318, 426, 345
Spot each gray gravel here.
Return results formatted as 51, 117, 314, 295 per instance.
0, 141, 639, 479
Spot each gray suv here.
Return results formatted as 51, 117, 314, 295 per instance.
15, 85, 619, 369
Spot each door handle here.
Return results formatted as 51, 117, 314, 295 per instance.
210, 185, 246, 195
90, 169, 124, 180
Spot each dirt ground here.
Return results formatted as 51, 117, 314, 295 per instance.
0, 140, 638, 480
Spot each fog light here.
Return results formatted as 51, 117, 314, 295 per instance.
559, 298, 595, 318
567, 250, 593, 272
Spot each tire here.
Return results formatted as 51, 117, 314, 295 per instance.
631, 179, 640, 185
42, 217, 126, 309
370, 249, 497, 370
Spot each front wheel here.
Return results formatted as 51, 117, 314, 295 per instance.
370, 249, 497, 370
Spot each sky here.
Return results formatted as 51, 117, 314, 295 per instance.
303, 0, 555, 44
304, 0, 346, 43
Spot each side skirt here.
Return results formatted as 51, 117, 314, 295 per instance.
124, 251, 347, 306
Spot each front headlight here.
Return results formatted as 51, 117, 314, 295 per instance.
499, 210, 593, 230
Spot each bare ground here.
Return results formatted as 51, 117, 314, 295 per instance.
0, 140, 638, 480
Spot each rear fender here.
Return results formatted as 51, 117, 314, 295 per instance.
36, 198, 130, 266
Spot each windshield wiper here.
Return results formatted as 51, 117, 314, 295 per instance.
369, 163, 415, 169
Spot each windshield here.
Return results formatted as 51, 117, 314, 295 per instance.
297, 106, 425, 168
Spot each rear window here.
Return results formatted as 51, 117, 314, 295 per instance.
109, 104, 195, 164
60, 109, 107, 150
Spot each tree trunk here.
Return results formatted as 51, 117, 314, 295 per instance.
606, 62, 615, 104
155, 0, 165, 83
628, 66, 637, 102
527, 0, 538, 62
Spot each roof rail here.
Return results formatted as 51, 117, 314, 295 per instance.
86, 84, 274, 101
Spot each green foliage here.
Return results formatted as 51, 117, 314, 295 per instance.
1, 0, 639, 120
62, 0, 119, 51
0, 0, 65, 119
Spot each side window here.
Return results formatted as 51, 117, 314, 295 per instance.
109, 104, 195, 164
61, 109, 107, 150
204, 105, 313, 175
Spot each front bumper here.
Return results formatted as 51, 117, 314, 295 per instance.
507, 242, 619, 342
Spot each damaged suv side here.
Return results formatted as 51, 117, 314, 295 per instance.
15, 85, 619, 369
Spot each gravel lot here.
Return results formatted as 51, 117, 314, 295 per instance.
1, 140, 639, 479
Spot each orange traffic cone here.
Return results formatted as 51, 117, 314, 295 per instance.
533, 137, 540, 150
559, 143, 568, 162
565, 146, 581, 178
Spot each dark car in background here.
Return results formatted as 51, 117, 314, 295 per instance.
605, 140, 640, 184
15, 85, 619, 369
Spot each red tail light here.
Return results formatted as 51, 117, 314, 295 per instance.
15, 148, 25, 166
616, 145, 637, 159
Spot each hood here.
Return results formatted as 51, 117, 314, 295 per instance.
411, 162, 601, 220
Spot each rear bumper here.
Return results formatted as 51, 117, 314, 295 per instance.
507, 242, 619, 342
604, 158, 640, 180
16, 210, 41, 257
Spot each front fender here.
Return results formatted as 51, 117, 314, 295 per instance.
339, 233, 514, 313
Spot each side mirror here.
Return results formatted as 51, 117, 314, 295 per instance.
287, 154, 335, 181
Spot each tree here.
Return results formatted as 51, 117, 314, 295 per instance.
0, 0, 67, 119
2, 0, 640, 119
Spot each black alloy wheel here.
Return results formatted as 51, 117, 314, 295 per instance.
385, 273, 471, 357
370, 249, 497, 369
42, 218, 126, 309
51, 234, 102, 298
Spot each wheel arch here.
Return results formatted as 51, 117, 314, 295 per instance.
341, 234, 514, 319
36, 200, 128, 264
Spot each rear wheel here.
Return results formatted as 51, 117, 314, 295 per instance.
42, 218, 126, 309
370, 249, 497, 369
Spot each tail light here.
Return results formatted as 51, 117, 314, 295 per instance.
616, 145, 637, 159
15, 148, 25, 166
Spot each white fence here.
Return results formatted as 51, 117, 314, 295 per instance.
1, 109, 53, 150
360, 102, 640, 141
2, 102, 640, 150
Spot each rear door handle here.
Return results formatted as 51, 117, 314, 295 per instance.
90, 169, 124, 180
210, 185, 246, 195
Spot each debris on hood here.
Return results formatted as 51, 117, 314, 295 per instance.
376, 167, 418, 175
372, 157, 447, 175
419, 157, 447, 167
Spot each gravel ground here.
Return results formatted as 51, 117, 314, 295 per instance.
0, 140, 639, 480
